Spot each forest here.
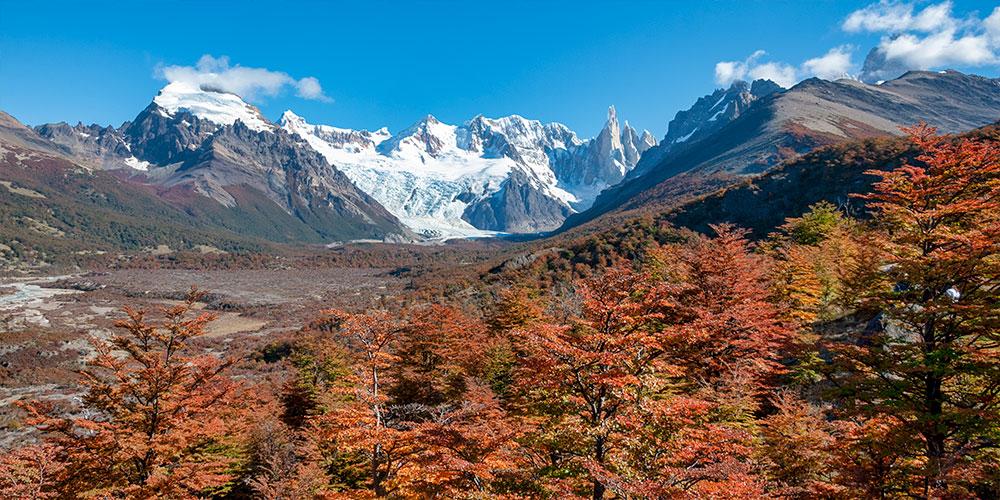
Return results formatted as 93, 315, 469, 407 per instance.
2, 125, 998, 498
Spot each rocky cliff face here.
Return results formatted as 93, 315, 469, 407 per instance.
119, 104, 220, 167
34, 122, 137, 170
164, 121, 409, 241
630, 79, 783, 180
859, 46, 911, 85
556, 105, 656, 188
32, 83, 414, 243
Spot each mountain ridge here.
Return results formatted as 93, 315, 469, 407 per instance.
560, 70, 1000, 233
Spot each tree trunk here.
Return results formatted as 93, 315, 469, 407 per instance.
592, 434, 607, 500
922, 317, 946, 492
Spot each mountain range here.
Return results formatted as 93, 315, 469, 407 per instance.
32, 82, 654, 240
561, 70, 1000, 232
282, 106, 654, 237
3, 68, 1000, 263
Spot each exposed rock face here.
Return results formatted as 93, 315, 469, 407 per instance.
0, 111, 342, 257
165, 122, 408, 241
0, 112, 79, 158
859, 46, 911, 85
563, 70, 1000, 232
557, 106, 656, 188
34, 122, 136, 170
462, 169, 574, 233
121, 104, 221, 167
631, 79, 783, 179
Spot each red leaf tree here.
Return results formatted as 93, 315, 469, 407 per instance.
837, 124, 1000, 495
19, 289, 243, 498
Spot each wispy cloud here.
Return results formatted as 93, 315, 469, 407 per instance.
846, 1, 999, 68
714, 49, 845, 88
157, 55, 332, 103
713, 1, 1000, 89
802, 46, 856, 81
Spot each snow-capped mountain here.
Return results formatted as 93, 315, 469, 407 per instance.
36, 83, 414, 243
35, 82, 655, 240
152, 81, 273, 133
282, 106, 654, 238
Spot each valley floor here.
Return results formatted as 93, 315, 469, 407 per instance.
0, 266, 412, 447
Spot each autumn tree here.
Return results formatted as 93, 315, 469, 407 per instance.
20, 289, 243, 498
769, 202, 862, 324
837, 125, 1000, 495
389, 305, 486, 408
653, 225, 792, 384
781, 200, 847, 246
280, 326, 351, 429
410, 382, 523, 496
759, 392, 840, 497
517, 226, 794, 498
607, 225, 791, 497
0, 444, 64, 498
483, 288, 544, 400
243, 408, 329, 499
310, 309, 423, 497
517, 265, 663, 499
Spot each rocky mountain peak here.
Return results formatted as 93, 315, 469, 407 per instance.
600, 105, 624, 151
859, 46, 911, 85
630, 78, 785, 179
377, 113, 456, 158
750, 79, 783, 98
34, 121, 137, 170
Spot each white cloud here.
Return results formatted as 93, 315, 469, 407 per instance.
749, 62, 799, 88
295, 77, 329, 101
803, 46, 855, 80
881, 30, 995, 67
714, 50, 765, 86
843, 1, 1000, 69
158, 55, 331, 103
714, 61, 746, 86
910, 2, 958, 32
843, 0, 956, 33
986, 6, 1000, 40
714, 48, 849, 89
843, 0, 916, 32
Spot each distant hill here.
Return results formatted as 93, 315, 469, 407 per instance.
561, 71, 1000, 232
667, 121, 1000, 237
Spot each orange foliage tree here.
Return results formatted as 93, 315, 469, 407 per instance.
310, 309, 419, 497
517, 265, 663, 499
0, 444, 64, 498
517, 226, 791, 498
18, 289, 244, 498
836, 124, 1000, 495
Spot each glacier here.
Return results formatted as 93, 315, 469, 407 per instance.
282, 107, 654, 239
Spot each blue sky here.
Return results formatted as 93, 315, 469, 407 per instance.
2, 0, 998, 137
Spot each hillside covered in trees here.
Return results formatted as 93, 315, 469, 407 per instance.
1, 126, 999, 498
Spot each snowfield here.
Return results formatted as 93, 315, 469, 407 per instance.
282, 110, 650, 239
